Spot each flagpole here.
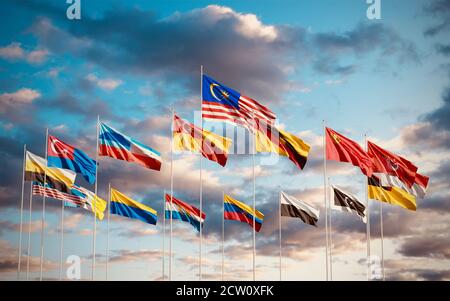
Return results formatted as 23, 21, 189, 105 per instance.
93, 116, 100, 281
26, 182, 33, 280
199, 64, 203, 281
163, 189, 166, 281
322, 120, 329, 281
328, 177, 333, 281
252, 114, 256, 282
380, 202, 385, 280
278, 190, 282, 282
39, 128, 48, 281
364, 134, 371, 281
169, 108, 174, 281
59, 193, 65, 281
17, 144, 26, 280
222, 191, 224, 281
106, 183, 110, 281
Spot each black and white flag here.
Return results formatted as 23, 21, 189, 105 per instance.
330, 185, 366, 223
280, 192, 320, 226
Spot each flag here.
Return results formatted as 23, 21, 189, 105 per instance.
70, 185, 107, 220
99, 122, 162, 171
223, 194, 264, 232
255, 121, 310, 169
201, 74, 276, 129
25, 151, 76, 193
47, 135, 96, 184
368, 141, 418, 188
110, 188, 157, 225
368, 175, 416, 211
173, 114, 232, 167
330, 185, 366, 223
32, 181, 106, 219
325, 127, 373, 176
165, 194, 205, 231
280, 192, 319, 226
374, 172, 429, 199
32, 181, 86, 208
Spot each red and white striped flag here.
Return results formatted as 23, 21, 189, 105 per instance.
201, 74, 276, 130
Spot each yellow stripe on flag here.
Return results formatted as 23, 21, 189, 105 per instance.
224, 194, 264, 219
368, 184, 417, 211
111, 188, 157, 215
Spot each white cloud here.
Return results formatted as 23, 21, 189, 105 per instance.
0, 42, 24, 60
0, 42, 49, 64
0, 88, 41, 112
86, 73, 123, 91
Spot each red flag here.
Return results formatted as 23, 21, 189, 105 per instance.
325, 127, 373, 176
415, 173, 429, 189
367, 141, 418, 188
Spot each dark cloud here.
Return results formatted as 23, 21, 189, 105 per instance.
425, 87, 450, 132
424, 0, 450, 36
436, 43, 450, 56
397, 235, 450, 260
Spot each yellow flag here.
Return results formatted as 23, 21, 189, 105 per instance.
173, 114, 232, 167
368, 176, 417, 211
25, 151, 76, 193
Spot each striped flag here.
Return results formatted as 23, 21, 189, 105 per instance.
99, 122, 162, 171
165, 194, 205, 232
33, 182, 107, 219
280, 192, 319, 227
224, 194, 264, 232
32, 182, 85, 207
201, 74, 276, 130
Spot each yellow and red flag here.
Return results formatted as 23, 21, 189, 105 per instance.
173, 114, 232, 167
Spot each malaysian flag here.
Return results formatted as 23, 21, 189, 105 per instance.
201, 74, 276, 130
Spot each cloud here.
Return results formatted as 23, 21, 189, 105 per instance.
425, 87, 450, 132
0, 239, 57, 276
0, 42, 24, 60
24, 5, 417, 105
0, 42, 49, 64
0, 88, 41, 112
436, 43, 450, 56
86, 73, 123, 91
397, 234, 450, 260
109, 249, 161, 264
423, 0, 450, 36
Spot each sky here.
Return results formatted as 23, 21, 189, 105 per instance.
0, 0, 450, 281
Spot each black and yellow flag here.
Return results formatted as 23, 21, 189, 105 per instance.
368, 175, 416, 211
255, 121, 310, 169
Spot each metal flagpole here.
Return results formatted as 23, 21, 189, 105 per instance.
59, 193, 65, 281
106, 183, 110, 281
17, 144, 27, 280
252, 114, 256, 282
279, 190, 282, 281
199, 65, 203, 281
380, 202, 385, 280
222, 191, 225, 281
163, 189, 166, 280
328, 177, 333, 281
92, 116, 100, 281
169, 108, 174, 281
26, 182, 33, 280
40, 128, 49, 281
364, 134, 371, 281
323, 121, 329, 281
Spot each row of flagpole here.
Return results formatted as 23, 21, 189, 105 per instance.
15, 71, 388, 282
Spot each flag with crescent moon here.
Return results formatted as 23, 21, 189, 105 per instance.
201, 74, 276, 130
47, 135, 97, 184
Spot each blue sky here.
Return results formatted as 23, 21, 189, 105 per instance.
1, 0, 450, 281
